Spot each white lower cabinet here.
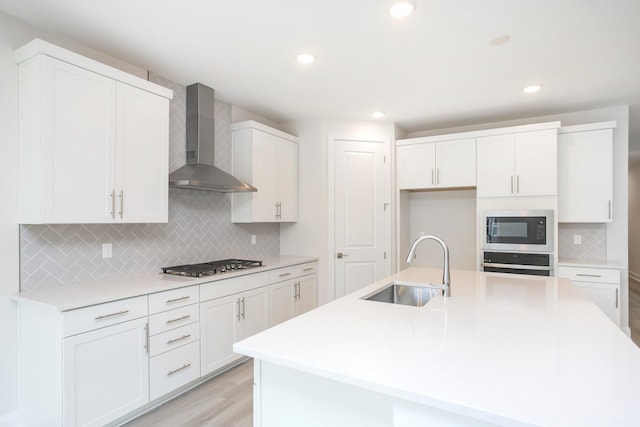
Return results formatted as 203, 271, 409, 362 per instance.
559, 266, 621, 327
63, 317, 149, 427
149, 341, 200, 401
269, 262, 317, 326
200, 273, 269, 376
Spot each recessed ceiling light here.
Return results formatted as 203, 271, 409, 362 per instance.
523, 84, 542, 94
296, 53, 315, 65
371, 111, 385, 119
389, 0, 416, 18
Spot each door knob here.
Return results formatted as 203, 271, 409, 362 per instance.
336, 252, 349, 259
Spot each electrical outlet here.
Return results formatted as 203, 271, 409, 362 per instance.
573, 234, 582, 245
251, 235, 257, 245
102, 243, 113, 259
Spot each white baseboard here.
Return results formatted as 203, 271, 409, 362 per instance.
0, 411, 19, 427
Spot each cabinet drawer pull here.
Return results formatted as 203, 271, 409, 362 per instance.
279, 272, 292, 277
95, 310, 129, 321
303, 267, 314, 272
576, 273, 602, 278
167, 363, 192, 376
166, 296, 190, 304
166, 315, 191, 324
167, 334, 191, 345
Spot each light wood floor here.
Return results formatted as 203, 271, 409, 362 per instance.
629, 277, 640, 347
123, 360, 253, 427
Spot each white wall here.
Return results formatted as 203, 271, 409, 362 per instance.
0, 12, 155, 425
280, 118, 396, 305
409, 105, 630, 332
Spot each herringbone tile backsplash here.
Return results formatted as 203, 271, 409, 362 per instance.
19, 75, 280, 291
558, 223, 607, 261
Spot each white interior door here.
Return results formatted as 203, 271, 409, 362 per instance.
333, 136, 390, 298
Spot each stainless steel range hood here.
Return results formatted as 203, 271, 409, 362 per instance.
169, 83, 256, 192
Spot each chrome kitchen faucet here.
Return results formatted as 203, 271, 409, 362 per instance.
406, 235, 451, 297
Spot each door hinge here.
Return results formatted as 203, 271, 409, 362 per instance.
383, 202, 389, 211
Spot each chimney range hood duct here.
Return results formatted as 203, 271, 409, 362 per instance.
169, 83, 257, 192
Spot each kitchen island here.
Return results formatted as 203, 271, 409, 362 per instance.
234, 267, 640, 426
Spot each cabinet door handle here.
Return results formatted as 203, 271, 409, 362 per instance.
167, 363, 192, 376
166, 296, 190, 304
236, 299, 242, 320
516, 175, 520, 194
608, 200, 612, 220
118, 190, 124, 219
110, 190, 116, 219
616, 288, 619, 309
166, 315, 191, 324
510, 176, 514, 194
167, 334, 192, 345
576, 273, 602, 278
241, 297, 246, 319
431, 169, 434, 185
95, 310, 129, 321
144, 322, 149, 354
436, 168, 440, 185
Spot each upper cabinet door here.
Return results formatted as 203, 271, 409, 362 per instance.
476, 134, 515, 197
514, 129, 557, 197
435, 138, 476, 188
30, 56, 117, 223
558, 128, 613, 222
116, 83, 169, 223
275, 138, 298, 222
396, 143, 436, 189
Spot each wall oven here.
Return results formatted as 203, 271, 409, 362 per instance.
481, 209, 554, 277
482, 209, 554, 253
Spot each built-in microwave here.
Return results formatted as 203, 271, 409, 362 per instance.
481, 210, 554, 253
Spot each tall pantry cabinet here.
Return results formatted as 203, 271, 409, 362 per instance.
15, 39, 172, 224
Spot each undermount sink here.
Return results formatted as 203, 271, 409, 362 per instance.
362, 282, 441, 307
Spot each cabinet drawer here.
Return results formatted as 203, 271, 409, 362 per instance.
150, 340, 200, 401
558, 266, 620, 284
200, 272, 268, 302
269, 262, 316, 283
150, 322, 200, 357
63, 295, 148, 337
149, 303, 199, 336
149, 285, 198, 314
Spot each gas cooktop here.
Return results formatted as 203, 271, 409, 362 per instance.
161, 259, 263, 278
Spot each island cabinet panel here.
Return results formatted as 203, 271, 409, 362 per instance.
559, 266, 620, 327
558, 126, 614, 222
17, 42, 170, 224
476, 129, 557, 197
231, 120, 298, 223
396, 138, 475, 190
268, 262, 317, 327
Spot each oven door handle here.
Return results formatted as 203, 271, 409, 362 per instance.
481, 262, 554, 271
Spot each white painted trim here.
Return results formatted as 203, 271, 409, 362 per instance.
14, 39, 173, 99
558, 121, 617, 134
230, 120, 298, 142
396, 121, 561, 145
0, 411, 19, 427
328, 133, 392, 300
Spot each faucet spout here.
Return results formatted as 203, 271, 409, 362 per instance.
406, 235, 451, 297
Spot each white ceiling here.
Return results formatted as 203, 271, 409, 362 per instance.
2, 0, 640, 157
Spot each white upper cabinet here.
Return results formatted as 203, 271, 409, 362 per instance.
16, 39, 172, 224
231, 121, 298, 223
476, 129, 557, 197
396, 138, 476, 190
558, 123, 615, 223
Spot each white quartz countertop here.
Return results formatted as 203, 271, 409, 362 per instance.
13, 255, 316, 311
234, 267, 640, 426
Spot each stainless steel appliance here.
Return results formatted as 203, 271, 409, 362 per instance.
482, 209, 554, 253
482, 251, 553, 276
161, 259, 262, 277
